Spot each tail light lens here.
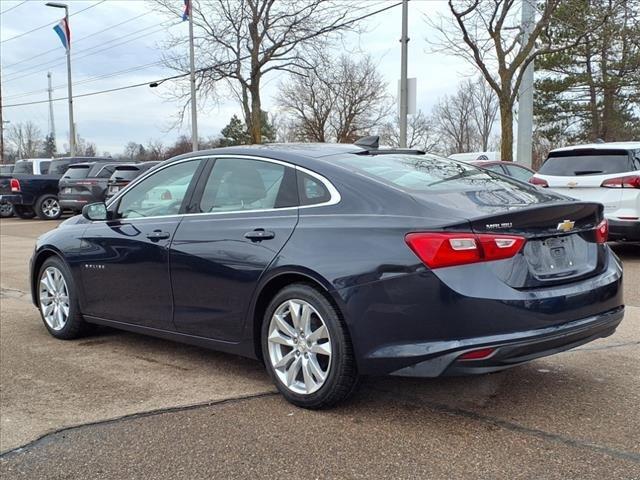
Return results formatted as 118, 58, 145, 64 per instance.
405, 232, 526, 269
595, 219, 608, 243
10, 179, 20, 192
161, 190, 173, 200
601, 175, 640, 188
529, 176, 548, 187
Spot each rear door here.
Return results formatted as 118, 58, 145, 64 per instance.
170, 156, 299, 341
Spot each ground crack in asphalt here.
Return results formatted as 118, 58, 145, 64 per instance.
371, 386, 640, 464
0, 391, 278, 459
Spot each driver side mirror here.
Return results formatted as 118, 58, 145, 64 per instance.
82, 202, 109, 221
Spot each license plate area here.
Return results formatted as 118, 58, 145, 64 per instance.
64, 187, 72, 194
523, 234, 596, 281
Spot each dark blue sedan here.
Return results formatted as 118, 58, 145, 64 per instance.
30, 143, 624, 408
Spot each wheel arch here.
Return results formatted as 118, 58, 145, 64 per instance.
249, 268, 345, 362
31, 247, 64, 306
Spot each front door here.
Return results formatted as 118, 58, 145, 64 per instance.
170, 156, 299, 341
78, 159, 203, 329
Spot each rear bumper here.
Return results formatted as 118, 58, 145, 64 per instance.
608, 218, 640, 241
59, 197, 92, 210
0, 194, 32, 206
390, 306, 624, 377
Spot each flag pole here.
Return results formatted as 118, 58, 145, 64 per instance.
187, 0, 198, 151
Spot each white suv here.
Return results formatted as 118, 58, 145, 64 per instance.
531, 142, 640, 242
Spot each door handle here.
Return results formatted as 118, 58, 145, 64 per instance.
244, 229, 275, 241
146, 230, 170, 241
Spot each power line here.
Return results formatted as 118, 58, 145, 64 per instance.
0, 0, 28, 15
0, 1, 106, 44
3, 1, 403, 108
2, 11, 153, 69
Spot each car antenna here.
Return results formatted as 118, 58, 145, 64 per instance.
354, 136, 379, 150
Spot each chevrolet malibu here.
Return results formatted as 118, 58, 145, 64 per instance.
30, 143, 624, 408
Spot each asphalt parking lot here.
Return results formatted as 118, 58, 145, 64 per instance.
0, 216, 638, 479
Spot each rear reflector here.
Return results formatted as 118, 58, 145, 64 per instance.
529, 176, 548, 187
601, 175, 640, 189
458, 348, 495, 361
10, 178, 20, 192
405, 232, 526, 269
595, 219, 608, 243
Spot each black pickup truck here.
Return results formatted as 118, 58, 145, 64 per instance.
0, 157, 109, 220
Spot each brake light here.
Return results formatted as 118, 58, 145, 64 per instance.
405, 232, 526, 269
161, 190, 172, 200
595, 219, 608, 243
601, 175, 640, 188
458, 348, 496, 361
10, 178, 20, 192
529, 176, 548, 187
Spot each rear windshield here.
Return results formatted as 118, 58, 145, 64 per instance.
539, 151, 633, 176
12, 161, 33, 174
63, 165, 92, 179
110, 166, 141, 181
330, 154, 515, 192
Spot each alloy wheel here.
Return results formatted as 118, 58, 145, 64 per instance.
39, 266, 70, 331
42, 198, 61, 218
267, 299, 332, 395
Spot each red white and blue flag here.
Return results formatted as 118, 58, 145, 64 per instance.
182, 0, 190, 21
53, 18, 70, 50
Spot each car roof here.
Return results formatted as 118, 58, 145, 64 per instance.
470, 160, 534, 170
550, 141, 640, 153
176, 143, 364, 161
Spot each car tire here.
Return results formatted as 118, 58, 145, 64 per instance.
13, 205, 36, 219
262, 283, 359, 409
37, 256, 92, 340
0, 202, 14, 217
35, 195, 62, 220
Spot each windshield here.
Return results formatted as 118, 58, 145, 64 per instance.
331, 154, 517, 192
539, 151, 633, 176
12, 161, 33, 174
63, 165, 92, 179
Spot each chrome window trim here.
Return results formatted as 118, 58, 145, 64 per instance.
102, 153, 341, 222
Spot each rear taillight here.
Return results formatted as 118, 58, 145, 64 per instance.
601, 175, 640, 189
10, 178, 20, 192
529, 176, 548, 187
405, 232, 526, 269
595, 219, 608, 243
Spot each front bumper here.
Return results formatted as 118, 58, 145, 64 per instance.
390, 306, 624, 377
608, 218, 640, 241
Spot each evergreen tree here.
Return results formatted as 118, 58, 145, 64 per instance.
43, 134, 56, 158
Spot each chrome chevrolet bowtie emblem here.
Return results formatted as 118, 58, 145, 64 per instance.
557, 219, 575, 232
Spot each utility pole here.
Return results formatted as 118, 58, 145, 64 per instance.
399, 0, 409, 148
0, 66, 5, 163
47, 72, 56, 144
187, 0, 198, 151
47, 2, 75, 156
516, 0, 535, 167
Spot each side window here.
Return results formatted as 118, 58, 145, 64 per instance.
40, 161, 51, 174
199, 158, 293, 213
95, 164, 117, 178
117, 160, 200, 219
483, 164, 506, 175
505, 165, 533, 181
298, 171, 331, 206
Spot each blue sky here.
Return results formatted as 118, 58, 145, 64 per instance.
1, 0, 474, 154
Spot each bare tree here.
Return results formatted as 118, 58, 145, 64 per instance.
429, 0, 578, 160
277, 55, 392, 143
379, 110, 441, 152
155, 0, 368, 143
7, 121, 43, 159
433, 81, 479, 155
471, 78, 499, 151
146, 140, 166, 161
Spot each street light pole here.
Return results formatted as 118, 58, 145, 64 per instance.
399, 0, 409, 148
47, 2, 75, 156
188, 2, 198, 151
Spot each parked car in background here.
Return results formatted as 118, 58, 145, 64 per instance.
31, 142, 623, 408
105, 162, 160, 201
11, 158, 51, 175
449, 151, 500, 162
531, 142, 640, 241
471, 160, 535, 182
59, 161, 130, 213
0, 164, 16, 217
3, 157, 109, 220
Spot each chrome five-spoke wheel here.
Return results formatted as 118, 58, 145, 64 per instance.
39, 266, 70, 331
267, 299, 332, 395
